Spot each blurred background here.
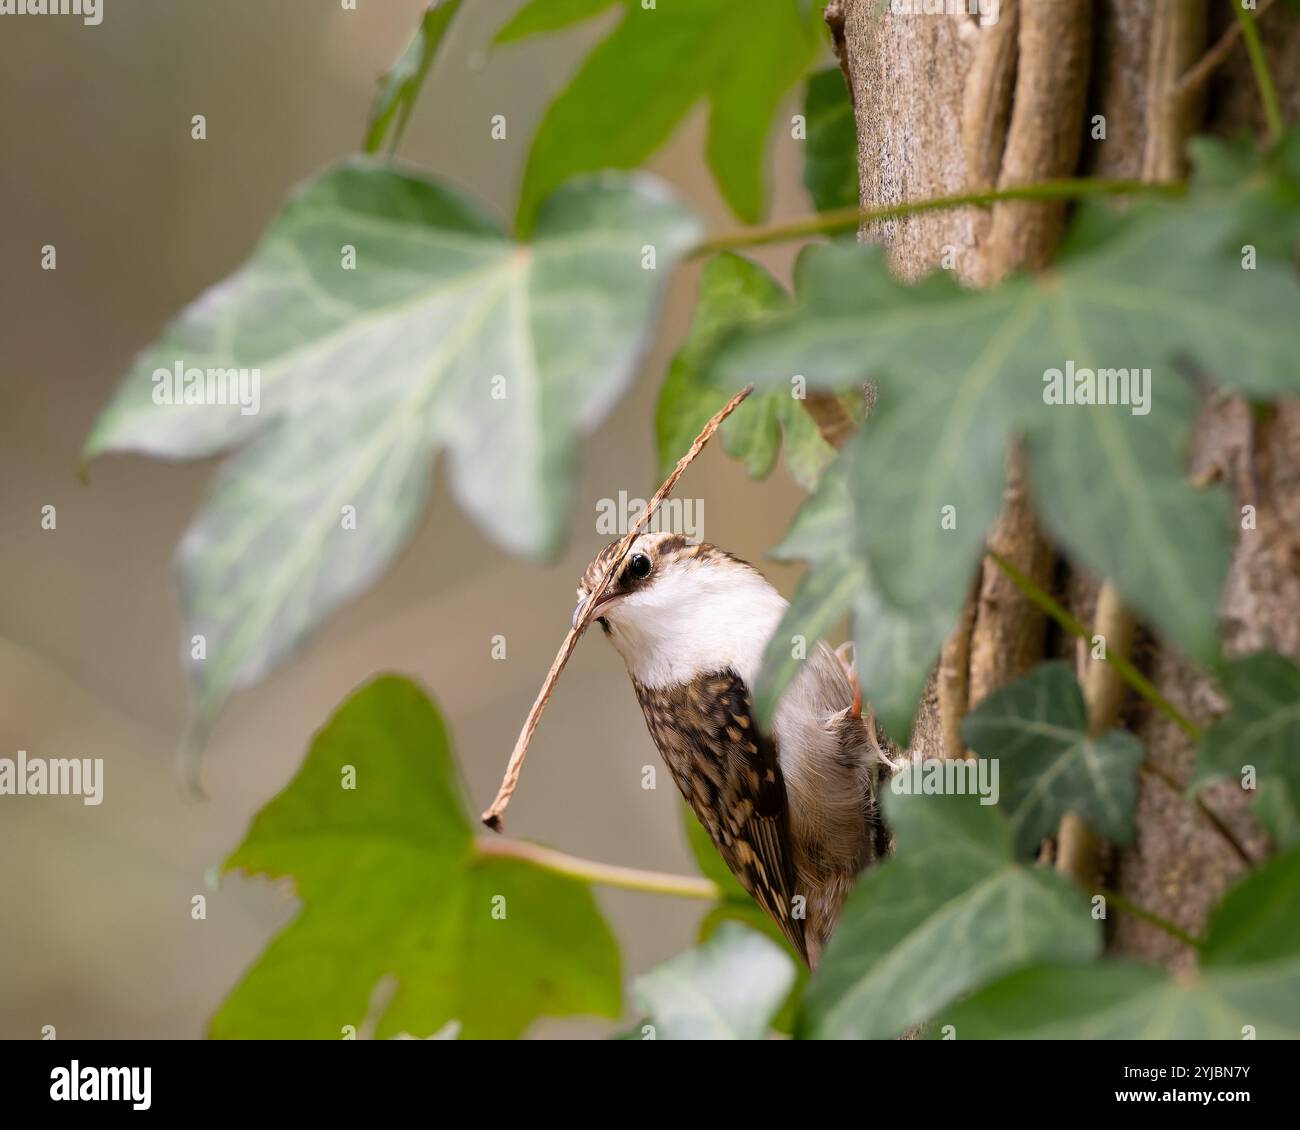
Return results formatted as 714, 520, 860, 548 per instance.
0, 0, 830, 1037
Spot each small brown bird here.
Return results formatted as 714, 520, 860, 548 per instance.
573, 532, 889, 968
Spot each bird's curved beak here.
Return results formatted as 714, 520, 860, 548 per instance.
572, 592, 620, 630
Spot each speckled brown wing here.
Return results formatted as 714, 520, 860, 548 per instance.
633, 669, 808, 964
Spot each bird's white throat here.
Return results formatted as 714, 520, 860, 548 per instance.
602, 559, 787, 690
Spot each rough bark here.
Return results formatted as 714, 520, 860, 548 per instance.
841, 0, 1300, 965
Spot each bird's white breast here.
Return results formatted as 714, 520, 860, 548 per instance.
603, 560, 788, 691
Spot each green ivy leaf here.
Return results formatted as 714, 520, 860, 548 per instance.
1187, 126, 1300, 261
753, 442, 953, 742
961, 661, 1146, 857
932, 848, 1300, 1038
714, 193, 1300, 662
1024, 365, 1229, 665
655, 254, 836, 489
634, 921, 796, 1039
1256, 780, 1300, 852
801, 67, 858, 213
212, 675, 620, 1039
363, 0, 463, 155
84, 162, 700, 733
798, 791, 1099, 1039
495, 0, 616, 42
505, 0, 821, 230
1195, 651, 1300, 835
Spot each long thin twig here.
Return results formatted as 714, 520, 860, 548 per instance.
1173, 0, 1277, 100
477, 838, 720, 899
481, 385, 754, 832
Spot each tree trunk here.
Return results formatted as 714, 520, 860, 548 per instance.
838, 0, 1300, 964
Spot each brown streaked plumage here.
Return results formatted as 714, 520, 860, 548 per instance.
634, 670, 808, 962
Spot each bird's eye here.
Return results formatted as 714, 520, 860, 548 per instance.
627, 552, 652, 580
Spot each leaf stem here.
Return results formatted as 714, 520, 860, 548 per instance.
476, 837, 721, 900
687, 178, 1182, 259
1231, 0, 1285, 144
987, 553, 1256, 869
986, 553, 1202, 740
1095, 886, 1204, 949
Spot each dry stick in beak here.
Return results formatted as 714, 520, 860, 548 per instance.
481, 384, 754, 832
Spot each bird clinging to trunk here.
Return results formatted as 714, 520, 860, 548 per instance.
573, 532, 890, 968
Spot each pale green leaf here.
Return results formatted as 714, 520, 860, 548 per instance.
634, 921, 796, 1039
85, 162, 700, 729
1186, 125, 1300, 261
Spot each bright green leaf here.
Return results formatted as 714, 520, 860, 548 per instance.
509, 0, 821, 230
212, 675, 620, 1039
85, 162, 700, 732
363, 0, 463, 155
655, 253, 836, 489
961, 661, 1145, 857
634, 921, 796, 1039
802, 67, 858, 212
495, 0, 618, 43
933, 848, 1300, 1038
798, 791, 1099, 1039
